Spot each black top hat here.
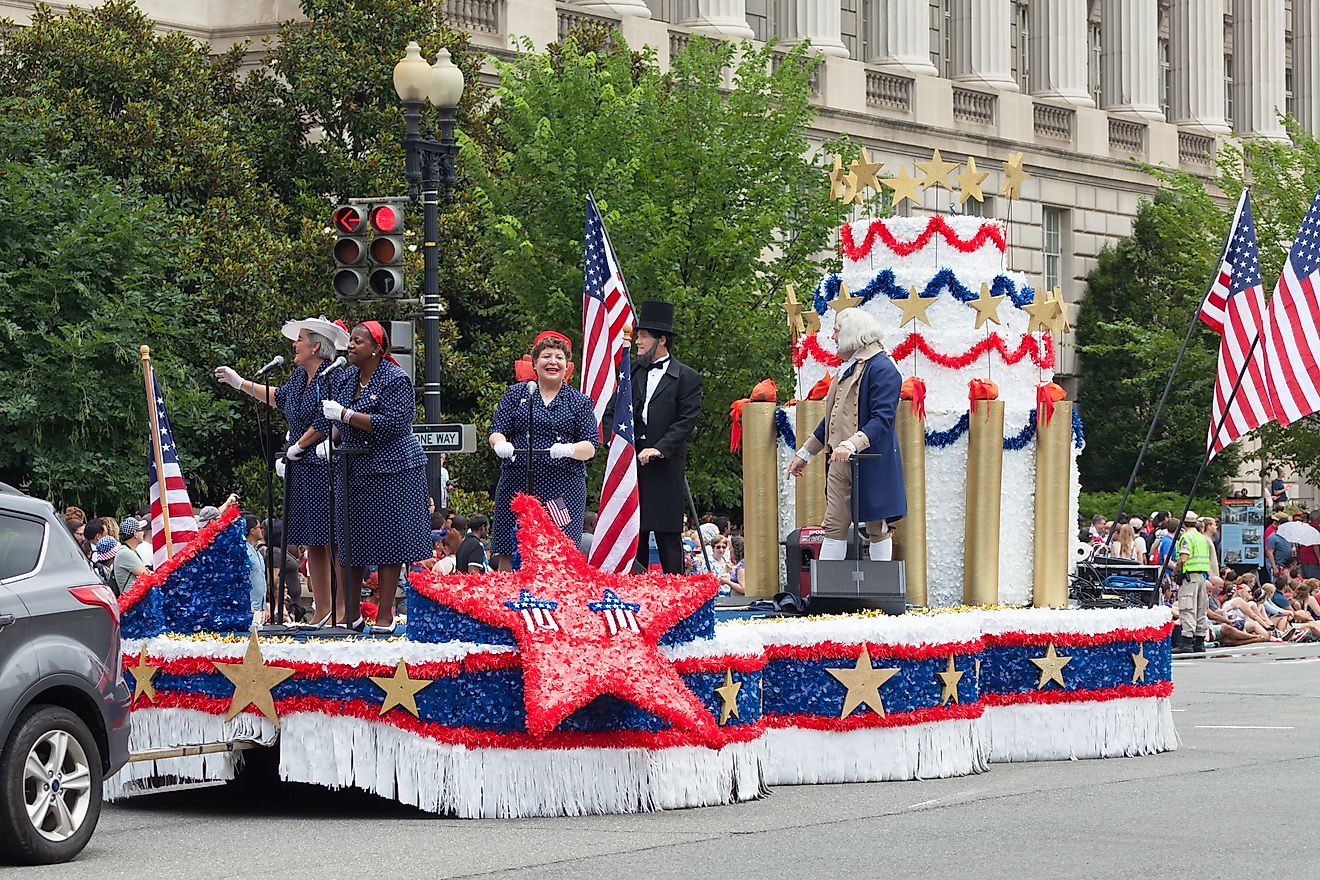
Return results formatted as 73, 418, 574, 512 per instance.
636, 300, 676, 337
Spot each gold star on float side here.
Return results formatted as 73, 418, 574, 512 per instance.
782, 284, 806, 342
974, 658, 981, 689
1000, 151, 1030, 200
827, 153, 847, 200
936, 655, 964, 706
1045, 286, 1071, 334
804, 310, 821, 334
827, 282, 862, 314
826, 646, 900, 719
370, 660, 434, 717
214, 631, 296, 726
1131, 645, 1150, 684
715, 669, 742, 725
1022, 293, 1062, 334
127, 645, 159, 705
968, 281, 1006, 329
956, 156, 989, 205
881, 165, 923, 208
850, 146, 885, 194
1029, 642, 1072, 690
916, 148, 959, 192
895, 284, 934, 326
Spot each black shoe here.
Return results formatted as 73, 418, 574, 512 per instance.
1172, 633, 1193, 653
1192, 636, 1206, 653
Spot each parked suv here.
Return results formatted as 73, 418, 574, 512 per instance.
0, 487, 130, 864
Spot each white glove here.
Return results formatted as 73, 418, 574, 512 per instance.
549, 442, 575, 460
275, 459, 287, 480
286, 441, 307, 462
493, 440, 515, 460
215, 366, 243, 389
322, 400, 346, 422
313, 439, 331, 460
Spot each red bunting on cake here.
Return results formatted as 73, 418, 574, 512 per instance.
794, 330, 1054, 371
729, 380, 778, 452
1036, 381, 1067, 426
968, 379, 999, 415
900, 376, 927, 420
840, 215, 1007, 261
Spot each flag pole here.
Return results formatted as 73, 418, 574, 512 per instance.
1108, 190, 1249, 544
140, 345, 174, 560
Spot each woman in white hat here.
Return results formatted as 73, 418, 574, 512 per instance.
215, 316, 348, 625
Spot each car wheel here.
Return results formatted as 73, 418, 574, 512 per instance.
0, 705, 103, 865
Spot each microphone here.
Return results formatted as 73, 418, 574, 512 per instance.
525, 379, 537, 394
323, 356, 348, 376
253, 355, 285, 377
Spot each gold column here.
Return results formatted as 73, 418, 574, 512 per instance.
794, 400, 826, 529
742, 402, 780, 597
894, 406, 928, 606
963, 399, 1004, 605
1033, 401, 1073, 608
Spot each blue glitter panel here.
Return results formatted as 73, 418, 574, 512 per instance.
159, 521, 254, 635
121, 588, 164, 639
762, 655, 979, 718
979, 640, 1171, 695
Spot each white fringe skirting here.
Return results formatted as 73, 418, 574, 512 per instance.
986, 697, 1180, 762
762, 717, 991, 786
105, 708, 277, 800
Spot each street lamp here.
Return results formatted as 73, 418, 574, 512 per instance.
393, 42, 465, 502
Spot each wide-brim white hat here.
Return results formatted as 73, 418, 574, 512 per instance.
281, 316, 349, 351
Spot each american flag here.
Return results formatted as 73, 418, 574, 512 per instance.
503, 589, 560, 633
1200, 191, 1275, 458
587, 588, 642, 635
544, 497, 573, 530
1264, 187, 1320, 426
580, 194, 635, 428
147, 369, 198, 566
588, 344, 640, 574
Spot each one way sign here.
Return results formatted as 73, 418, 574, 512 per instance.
413, 423, 477, 454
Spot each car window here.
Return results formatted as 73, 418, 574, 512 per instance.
0, 513, 45, 581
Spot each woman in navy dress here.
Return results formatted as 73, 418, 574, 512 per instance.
215, 315, 348, 626
488, 332, 598, 570
321, 321, 432, 632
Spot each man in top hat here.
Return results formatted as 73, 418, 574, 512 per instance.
625, 300, 703, 575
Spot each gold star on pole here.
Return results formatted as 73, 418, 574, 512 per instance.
1022, 293, 1062, 334
370, 660, 434, 717
214, 631, 296, 726
715, 669, 742, 725
804, 310, 821, 334
840, 170, 864, 205
881, 165, 923, 208
826, 647, 900, 719
127, 645, 159, 705
850, 146, 885, 194
1046, 287, 1072, 334
936, 655, 964, 706
782, 284, 806, 342
1131, 645, 1150, 684
1029, 642, 1072, 690
894, 284, 934, 326
827, 282, 862, 314
956, 156, 989, 205
916, 148, 959, 192
1000, 151, 1030, 200
968, 281, 1005, 329
827, 153, 847, 201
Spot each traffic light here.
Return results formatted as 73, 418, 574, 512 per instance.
387, 319, 415, 384
367, 202, 405, 297
331, 200, 408, 299
332, 205, 368, 299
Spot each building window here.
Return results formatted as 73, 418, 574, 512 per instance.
745, 0, 769, 41
1159, 38, 1171, 121
1011, 1, 1030, 92
930, 0, 951, 78
1286, 68, 1295, 118
1224, 54, 1234, 126
963, 196, 992, 218
1043, 207, 1064, 293
841, 0, 861, 60
1088, 21, 1103, 107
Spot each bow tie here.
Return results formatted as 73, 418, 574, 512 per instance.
648, 359, 670, 371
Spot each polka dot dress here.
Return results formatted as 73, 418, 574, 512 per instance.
274, 362, 335, 547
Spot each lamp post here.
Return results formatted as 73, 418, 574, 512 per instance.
393, 42, 465, 502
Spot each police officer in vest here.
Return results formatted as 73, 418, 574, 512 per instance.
1174, 512, 1213, 653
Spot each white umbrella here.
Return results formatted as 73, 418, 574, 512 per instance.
1275, 520, 1320, 546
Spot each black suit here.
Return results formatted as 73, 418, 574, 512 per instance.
607, 355, 703, 574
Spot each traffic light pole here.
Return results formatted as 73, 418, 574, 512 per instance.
402, 102, 459, 502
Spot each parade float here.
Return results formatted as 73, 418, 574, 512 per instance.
110, 151, 1177, 818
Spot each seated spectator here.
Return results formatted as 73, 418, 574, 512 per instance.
423, 529, 453, 573
447, 515, 488, 574
1303, 579, 1320, 620
1206, 578, 1271, 646
721, 536, 746, 596
111, 517, 149, 596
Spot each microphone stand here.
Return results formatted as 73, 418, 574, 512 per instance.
526, 383, 535, 497
249, 368, 279, 627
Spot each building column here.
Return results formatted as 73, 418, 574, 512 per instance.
1100, 0, 1164, 120
873, 0, 939, 77
950, 0, 1017, 91
573, 0, 652, 20
1028, 0, 1094, 107
1170, 0, 1230, 135
1295, 0, 1320, 136
1233, 0, 1289, 140
790, 0, 849, 58
677, 0, 754, 40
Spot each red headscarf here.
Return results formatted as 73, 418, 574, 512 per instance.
362, 321, 400, 366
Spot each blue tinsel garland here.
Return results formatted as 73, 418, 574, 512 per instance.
160, 521, 254, 635
923, 408, 1085, 451
774, 407, 797, 449
813, 268, 1035, 315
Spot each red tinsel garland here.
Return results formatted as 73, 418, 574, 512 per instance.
793, 331, 1055, 371
982, 680, 1174, 706
764, 701, 984, 732
119, 505, 243, 613
763, 638, 985, 663
840, 216, 1007, 261
986, 621, 1174, 648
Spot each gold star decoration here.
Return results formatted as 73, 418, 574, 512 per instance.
782, 284, 806, 342
715, 669, 742, 725
881, 165, 923, 208
1000, 151, 1030, 200
894, 284, 934, 326
215, 631, 296, 725
827, 282, 862, 314
916, 148, 959, 192
974, 658, 981, 689
804, 310, 821, 334
370, 660, 434, 717
1131, 645, 1150, 684
968, 281, 1005, 329
936, 655, 964, 706
1045, 286, 1071, 334
956, 156, 988, 205
840, 170, 864, 205
1022, 293, 1062, 334
850, 146, 885, 194
826, 647, 900, 719
1029, 642, 1072, 690
827, 153, 847, 201
127, 645, 159, 705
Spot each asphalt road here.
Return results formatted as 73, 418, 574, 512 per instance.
16, 642, 1319, 879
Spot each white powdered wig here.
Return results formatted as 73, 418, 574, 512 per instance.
834, 307, 885, 359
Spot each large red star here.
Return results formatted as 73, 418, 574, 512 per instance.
414, 494, 722, 744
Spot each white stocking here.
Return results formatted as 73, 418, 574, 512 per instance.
819, 537, 849, 561
869, 537, 892, 562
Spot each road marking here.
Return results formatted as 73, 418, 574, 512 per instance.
1171, 709, 1185, 712
906, 789, 976, 810
1194, 725, 1295, 730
